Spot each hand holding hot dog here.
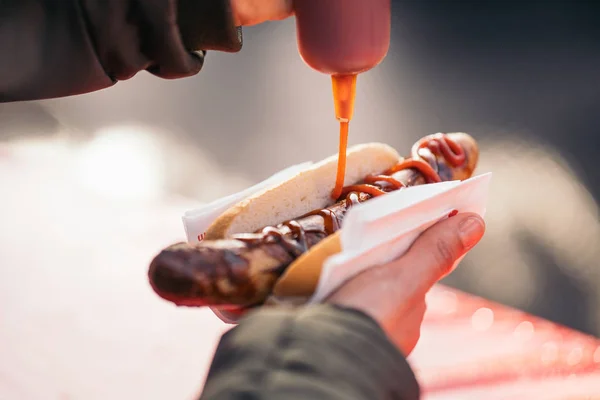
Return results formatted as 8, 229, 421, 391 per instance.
326, 212, 486, 356
212, 211, 486, 354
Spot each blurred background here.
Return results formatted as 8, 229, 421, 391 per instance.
1, 3, 600, 394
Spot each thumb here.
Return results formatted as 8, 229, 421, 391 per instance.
395, 212, 486, 294
231, 0, 293, 26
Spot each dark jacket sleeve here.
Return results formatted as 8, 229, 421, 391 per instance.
199, 305, 421, 400
0, 0, 242, 102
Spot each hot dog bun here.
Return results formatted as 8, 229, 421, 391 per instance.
272, 231, 342, 298
205, 143, 401, 240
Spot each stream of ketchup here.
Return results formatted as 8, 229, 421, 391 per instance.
329, 73, 465, 201
331, 74, 357, 200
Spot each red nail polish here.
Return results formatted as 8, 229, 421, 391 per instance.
448, 209, 458, 218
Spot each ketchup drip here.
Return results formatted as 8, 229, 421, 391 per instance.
339, 184, 387, 198
339, 133, 466, 196
233, 134, 466, 259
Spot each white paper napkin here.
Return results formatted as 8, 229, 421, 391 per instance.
309, 173, 492, 303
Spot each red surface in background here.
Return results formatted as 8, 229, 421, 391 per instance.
413, 286, 600, 399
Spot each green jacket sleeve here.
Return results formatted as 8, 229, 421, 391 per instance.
200, 305, 421, 400
0, 0, 242, 102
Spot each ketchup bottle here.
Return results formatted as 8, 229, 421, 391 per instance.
293, 0, 391, 199
294, 0, 391, 77
294, 0, 390, 121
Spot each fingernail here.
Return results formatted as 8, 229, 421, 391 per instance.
459, 216, 485, 249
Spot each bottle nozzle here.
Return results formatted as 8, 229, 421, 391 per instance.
332, 74, 357, 122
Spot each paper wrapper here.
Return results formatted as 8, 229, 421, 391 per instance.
309, 173, 492, 303
181, 165, 492, 324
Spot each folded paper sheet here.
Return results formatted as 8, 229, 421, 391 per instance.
309, 172, 492, 303
181, 163, 491, 323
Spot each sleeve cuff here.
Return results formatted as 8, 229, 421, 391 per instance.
220, 304, 421, 400
177, 0, 243, 53
299, 304, 422, 399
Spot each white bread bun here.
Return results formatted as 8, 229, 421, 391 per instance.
205, 143, 401, 240
272, 230, 342, 298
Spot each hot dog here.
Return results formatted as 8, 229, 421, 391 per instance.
148, 132, 479, 308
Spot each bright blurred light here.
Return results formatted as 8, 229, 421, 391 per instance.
541, 342, 559, 365
74, 126, 165, 202
471, 307, 494, 331
426, 289, 457, 315
593, 346, 600, 363
566, 347, 583, 366
513, 321, 535, 341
